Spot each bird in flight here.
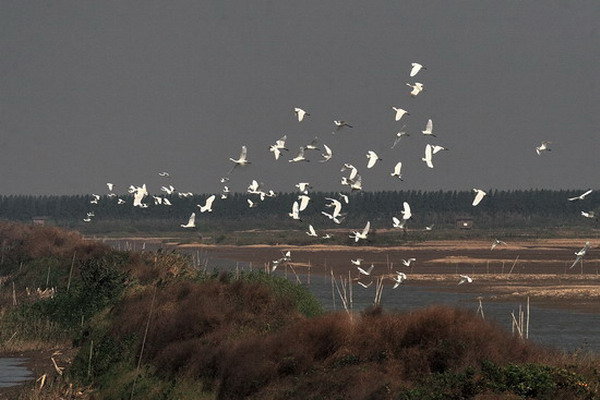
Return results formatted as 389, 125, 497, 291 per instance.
391, 107, 409, 122
422, 119, 435, 137
568, 190, 592, 201
228, 145, 250, 173
289, 147, 309, 163
366, 151, 381, 169
390, 162, 403, 180
306, 224, 318, 237
391, 126, 410, 149
319, 144, 333, 163
406, 82, 424, 97
570, 242, 591, 269
472, 189, 487, 206
535, 141, 551, 155
198, 195, 216, 213
409, 62, 426, 77
422, 144, 434, 168
350, 221, 370, 242
402, 258, 416, 267
181, 213, 196, 228
294, 107, 309, 122
491, 239, 507, 250
333, 120, 353, 134
357, 264, 375, 276
458, 275, 473, 285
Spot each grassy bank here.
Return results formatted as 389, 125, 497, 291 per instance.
0, 222, 598, 399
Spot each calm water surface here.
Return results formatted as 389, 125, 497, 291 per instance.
0, 358, 33, 388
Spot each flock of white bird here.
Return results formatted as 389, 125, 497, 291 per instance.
85, 61, 595, 288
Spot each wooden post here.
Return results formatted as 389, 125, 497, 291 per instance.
12, 282, 17, 306
46, 264, 51, 288
508, 255, 520, 275
525, 296, 530, 339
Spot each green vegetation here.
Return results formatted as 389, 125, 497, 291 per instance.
0, 222, 598, 399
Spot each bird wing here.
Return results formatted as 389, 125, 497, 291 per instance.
308, 225, 316, 236
362, 221, 371, 236
206, 195, 215, 208
472, 190, 486, 206
424, 119, 433, 133
366, 152, 378, 168
402, 202, 411, 219
239, 146, 247, 161
298, 195, 310, 211
392, 216, 400, 226
581, 189, 593, 198
410, 63, 421, 77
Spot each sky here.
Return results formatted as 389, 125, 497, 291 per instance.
1, 1, 598, 195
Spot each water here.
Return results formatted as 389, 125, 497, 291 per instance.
0, 358, 33, 388
206, 257, 600, 353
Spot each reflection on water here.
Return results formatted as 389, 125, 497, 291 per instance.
0, 358, 33, 388
206, 257, 600, 353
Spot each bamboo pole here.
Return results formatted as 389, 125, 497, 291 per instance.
508, 255, 520, 275
526, 296, 530, 339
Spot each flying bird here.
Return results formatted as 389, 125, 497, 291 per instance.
305, 137, 320, 151
351, 258, 363, 266
366, 151, 381, 169
422, 144, 434, 168
158, 172, 170, 177
400, 201, 412, 220
431, 145, 449, 154
392, 272, 408, 288
357, 264, 375, 276
181, 213, 196, 228
350, 221, 370, 242
289, 147, 309, 163
491, 239, 507, 250
581, 211, 596, 219
106, 183, 114, 192
391, 162, 403, 180
424, 224, 434, 231
406, 82, 424, 97
333, 120, 353, 133
409, 62, 426, 77
228, 145, 250, 173
570, 242, 591, 269
391, 107, 409, 122
298, 195, 311, 211
294, 107, 309, 122
402, 258, 416, 267
247, 199, 257, 208
568, 190, 592, 201
306, 224, 318, 237
198, 195, 216, 213
391, 126, 410, 149
392, 216, 406, 229
458, 275, 473, 285
295, 182, 311, 194
472, 189, 487, 206
339, 193, 349, 204
319, 144, 333, 163
422, 119, 435, 137
535, 141, 551, 155
289, 201, 301, 220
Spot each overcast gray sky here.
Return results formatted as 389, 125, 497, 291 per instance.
1, 1, 598, 195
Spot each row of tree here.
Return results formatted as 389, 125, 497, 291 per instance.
0, 189, 597, 232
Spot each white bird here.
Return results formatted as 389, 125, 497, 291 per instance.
178, 192, 193, 198
422, 119, 435, 137
181, 213, 196, 228
348, 175, 363, 191
83, 217, 92, 223
409, 62, 425, 77
351, 258, 363, 266
391, 107, 409, 122
392, 272, 408, 289
581, 211, 596, 219
392, 217, 406, 229
357, 281, 373, 289
132, 185, 148, 207
117, 198, 126, 205
319, 144, 333, 163
247, 180, 262, 194
107, 193, 117, 198
152, 196, 163, 205
306, 225, 318, 237
289, 147, 309, 163
424, 224, 434, 231
295, 182, 311, 194
391, 126, 410, 149
570, 242, 591, 269
491, 239, 507, 251
86, 211, 95, 217
422, 144, 434, 168
357, 264, 375, 276
406, 82, 424, 97
391, 162, 403, 180
106, 183, 114, 192
221, 186, 230, 199
401, 201, 412, 220
341, 163, 359, 181
324, 197, 343, 218
269, 145, 282, 160
158, 171, 170, 177
247, 199, 257, 208
229, 145, 250, 173
305, 137, 320, 151
350, 221, 370, 242
298, 195, 311, 211
568, 190, 592, 201
274, 134, 288, 150
163, 198, 172, 206
535, 141, 551, 155
322, 234, 333, 239
366, 151, 381, 169
220, 177, 230, 183
90, 194, 100, 204
431, 145, 449, 154
339, 193, 349, 204
198, 195, 216, 213
289, 201, 301, 220
472, 189, 487, 206
333, 120, 353, 134
402, 258, 416, 267
161, 185, 175, 195
321, 211, 345, 224
458, 275, 473, 285
294, 107, 309, 122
